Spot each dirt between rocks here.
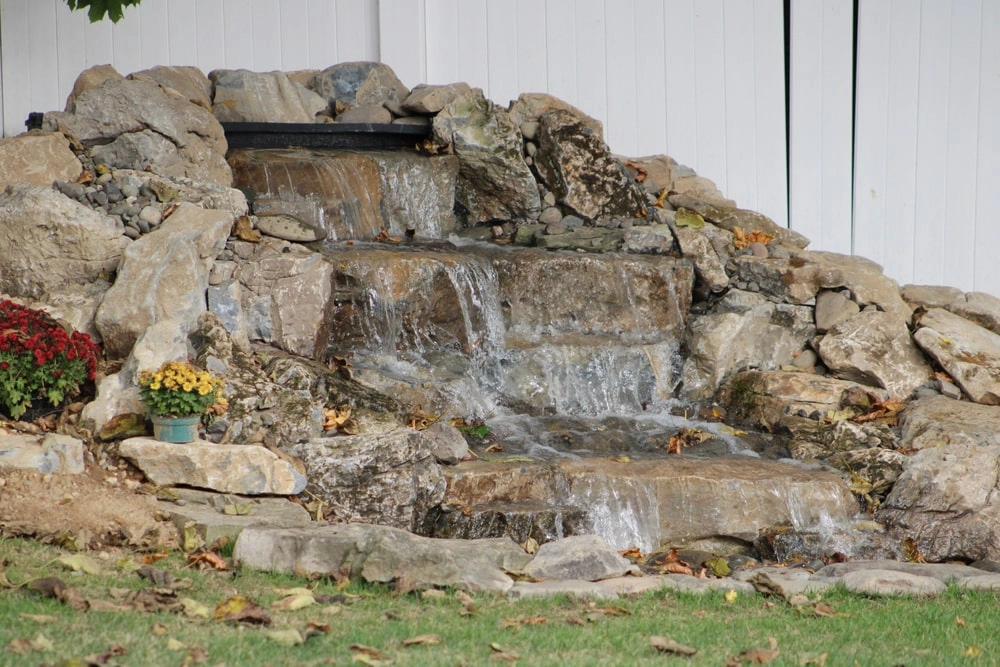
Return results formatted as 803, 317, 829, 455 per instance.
0, 458, 172, 551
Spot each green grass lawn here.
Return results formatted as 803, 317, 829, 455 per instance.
1, 536, 997, 666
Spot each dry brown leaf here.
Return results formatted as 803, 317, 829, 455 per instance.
187, 551, 228, 571
667, 435, 684, 455
956, 615, 967, 628
624, 160, 648, 183
455, 590, 476, 614
489, 642, 520, 662
749, 573, 788, 600
7, 634, 54, 654
18, 613, 58, 624
141, 551, 170, 565
214, 595, 271, 625
727, 637, 779, 665
26, 577, 89, 611
588, 604, 631, 617
619, 546, 644, 562
650, 636, 698, 656
402, 634, 442, 647
350, 643, 393, 665
232, 215, 262, 242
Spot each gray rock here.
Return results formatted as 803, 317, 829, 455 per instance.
432, 88, 541, 224
0, 132, 82, 190
507, 93, 604, 140
130, 65, 213, 109
159, 488, 311, 545
402, 82, 472, 114
335, 104, 393, 124
945, 291, 1000, 335
0, 434, 85, 474
810, 251, 912, 323
254, 213, 326, 242
63, 64, 124, 107
523, 534, 633, 582
534, 109, 646, 221
817, 310, 933, 398
119, 437, 307, 495
0, 185, 128, 301
234, 524, 531, 593
621, 224, 677, 255
423, 421, 469, 465
311, 62, 409, 116
880, 443, 1000, 561
914, 308, 1000, 404
901, 284, 964, 309
45, 77, 231, 186
95, 204, 233, 359
236, 240, 334, 358
814, 290, 860, 333
721, 370, 889, 429
680, 290, 816, 401
288, 429, 446, 533
538, 206, 563, 224
672, 225, 731, 292
210, 69, 329, 123
840, 569, 946, 596
668, 192, 809, 249
899, 394, 1000, 451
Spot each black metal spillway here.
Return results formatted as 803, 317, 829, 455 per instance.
221, 122, 430, 151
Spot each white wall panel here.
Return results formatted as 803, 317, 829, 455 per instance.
788, 0, 853, 253
974, 2, 1000, 293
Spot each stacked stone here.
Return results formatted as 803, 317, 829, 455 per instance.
53, 174, 167, 239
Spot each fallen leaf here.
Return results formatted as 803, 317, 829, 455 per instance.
704, 556, 731, 577
420, 589, 448, 601
749, 573, 787, 600
799, 652, 828, 665
350, 643, 393, 665
214, 595, 272, 625
166, 638, 187, 651
55, 554, 101, 574
455, 590, 476, 614
232, 215, 262, 242
624, 160, 648, 183
264, 628, 305, 646
26, 577, 89, 611
84, 643, 127, 665
966, 646, 982, 657
223, 502, 254, 516
273, 590, 317, 611
186, 551, 228, 571
724, 589, 739, 603
675, 208, 705, 229
956, 615, 967, 628
650, 636, 698, 656
520, 537, 539, 554
728, 637, 779, 665
141, 551, 169, 565
619, 546, 644, 562
151, 623, 169, 636
182, 521, 204, 553
489, 642, 520, 662
402, 634, 442, 646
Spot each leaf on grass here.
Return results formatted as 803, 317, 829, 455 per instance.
151, 623, 169, 636
455, 590, 476, 614
675, 208, 705, 229
420, 589, 448, 601
7, 634, 54, 654
726, 637, 779, 665
141, 551, 169, 565
966, 646, 982, 657
350, 643, 393, 665
166, 638, 187, 651
26, 577, 89, 611
724, 589, 739, 603
588, 604, 631, 617
214, 595, 272, 625
187, 551, 228, 571
264, 628, 305, 646
650, 636, 698, 656
273, 590, 317, 611
749, 573, 787, 600
402, 634, 442, 647
956, 615, 967, 628
504, 616, 548, 629
489, 642, 520, 663
137, 565, 178, 587
800, 652, 828, 665
182, 522, 204, 553
84, 643, 127, 665
56, 554, 101, 574
0, 570, 16, 588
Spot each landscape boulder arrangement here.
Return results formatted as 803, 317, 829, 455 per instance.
2, 61, 1000, 578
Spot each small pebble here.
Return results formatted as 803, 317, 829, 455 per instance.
538, 206, 563, 225
139, 205, 163, 226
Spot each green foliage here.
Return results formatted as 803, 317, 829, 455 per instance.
64, 0, 142, 23
0, 300, 101, 419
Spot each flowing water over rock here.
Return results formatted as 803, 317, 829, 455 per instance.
231, 147, 867, 558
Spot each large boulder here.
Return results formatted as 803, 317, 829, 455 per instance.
310, 62, 409, 116
680, 290, 816, 401
210, 69, 329, 123
534, 109, 646, 221
898, 394, 1000, 451
130, 66, 213, 109
0, 132, 82, 190
235, 239, 334, 359
288, 429, 446, 533
913, 307, 1000, 405
432, 89, 541, 224
816, 310, 933, 398
43, 77, 231, 186
880, 443, 1000, 562
95, 204, 234, 358
0, 185, 127, 300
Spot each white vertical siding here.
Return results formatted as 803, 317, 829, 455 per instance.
378, 0, 789, 227
853, 0, 998, 293
788, 0, 854, 254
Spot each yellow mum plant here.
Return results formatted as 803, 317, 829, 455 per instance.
138, 360, 226, 417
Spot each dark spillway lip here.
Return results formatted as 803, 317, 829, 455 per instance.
222, 122, 431, 150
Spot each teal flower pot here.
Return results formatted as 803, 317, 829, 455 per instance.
150, 414, 201, 443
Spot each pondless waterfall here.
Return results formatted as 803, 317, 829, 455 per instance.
228, 139, 865, 559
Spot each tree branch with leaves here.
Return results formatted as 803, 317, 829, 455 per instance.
65, 0, 143, 23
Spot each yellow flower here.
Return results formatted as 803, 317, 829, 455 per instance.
149, 380, 161, 391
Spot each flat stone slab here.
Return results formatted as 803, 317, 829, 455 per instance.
234, 523, 532, 593
840, 569, 946, 596
523, 534, 633, 582
119, 437, 307, 495
0, 433, 85, 474
158, 488, 311, 545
